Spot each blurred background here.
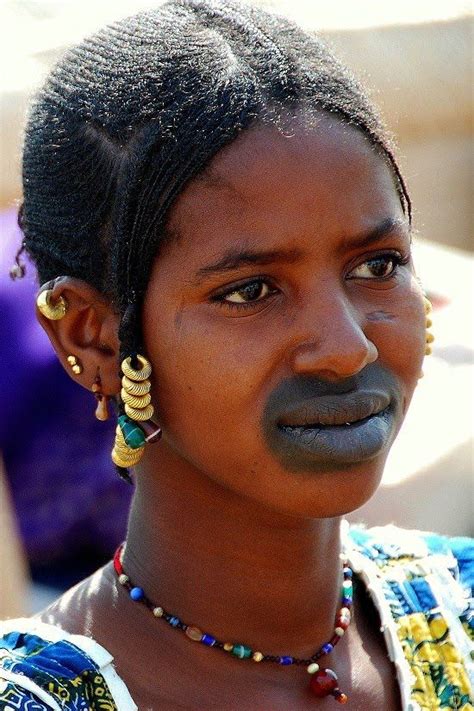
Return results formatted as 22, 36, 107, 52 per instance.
1, 0, 473, 618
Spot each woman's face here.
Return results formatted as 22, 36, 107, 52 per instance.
142, 113, 425, 517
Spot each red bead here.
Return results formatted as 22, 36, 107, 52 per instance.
113, 545, 125, 575
309, 668, 338, 697
140, 419, 162, 443
330, 634, 340, 646
337, 618, 350, 630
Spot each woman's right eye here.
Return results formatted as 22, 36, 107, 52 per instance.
211, 279, 277, 309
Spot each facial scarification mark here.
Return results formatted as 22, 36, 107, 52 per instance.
366, 311, 395, 322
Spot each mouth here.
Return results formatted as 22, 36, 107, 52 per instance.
276, 392, 391, 430
279, 407, 390, 436
262, 369, 402, 471
270, 395, 396, 468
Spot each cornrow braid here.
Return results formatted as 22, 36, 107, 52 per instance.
19, 0, 411, 480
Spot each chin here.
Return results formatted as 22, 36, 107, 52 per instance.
249, 456, 388, 520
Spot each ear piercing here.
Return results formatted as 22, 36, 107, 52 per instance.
36, 288, 67, 320
36, 282, 161, 473
92, 368, 110, 421
67, 355, 83, 375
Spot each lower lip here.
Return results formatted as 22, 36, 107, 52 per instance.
274, 407, 394, 469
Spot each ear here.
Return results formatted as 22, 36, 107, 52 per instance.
36, 277, 121, 395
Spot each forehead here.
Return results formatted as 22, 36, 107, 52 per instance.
165, 113, 405, 259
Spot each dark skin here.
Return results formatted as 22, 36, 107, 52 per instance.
37, 113, 425, 709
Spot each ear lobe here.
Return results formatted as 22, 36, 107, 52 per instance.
36, 277, 121, 395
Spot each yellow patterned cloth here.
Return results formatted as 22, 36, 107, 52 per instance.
347, 525, 474, 710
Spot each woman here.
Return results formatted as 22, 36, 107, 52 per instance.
1, 1, 472, 709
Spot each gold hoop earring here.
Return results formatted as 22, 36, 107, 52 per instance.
111, 354, 161, 470
36, 289, 67, 320
67, 355, 83, 375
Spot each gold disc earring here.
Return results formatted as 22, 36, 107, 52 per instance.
111, 354, 161, 470
423, 296, 434, 356
36, 289, 68, 320
67, 355, 83, 375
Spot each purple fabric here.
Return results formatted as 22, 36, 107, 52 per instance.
0, 207, 131, 567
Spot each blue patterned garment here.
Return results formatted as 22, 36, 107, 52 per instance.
0, 621, 136, 710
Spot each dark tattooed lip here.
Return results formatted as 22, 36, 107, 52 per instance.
279, 406, 390, 433
274, 406, 395, 467
262, 366, 403, 471
276, 392, 391, 428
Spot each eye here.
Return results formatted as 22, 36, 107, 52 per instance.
211, 278, 277, 308
347, 252, 408, 280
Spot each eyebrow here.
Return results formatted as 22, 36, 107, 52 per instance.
340, 217, 410, 252
192, 247, 305, 284
192, 217, 410, 284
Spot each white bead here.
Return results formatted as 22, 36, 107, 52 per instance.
335, 627, 345, 636
118, 574, 129, 585
153, 606, 164, 617
307, 663, 320, 674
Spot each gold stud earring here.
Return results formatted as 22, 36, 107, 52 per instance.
36, 289, 68, 320
67, 355, 83, 375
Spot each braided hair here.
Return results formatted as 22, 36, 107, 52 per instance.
18, 0, 410, 476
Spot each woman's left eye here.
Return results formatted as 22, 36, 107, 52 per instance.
212, 279, 276, 308
347, 253, 408, 280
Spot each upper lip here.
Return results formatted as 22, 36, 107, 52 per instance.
277, 392, 391, 428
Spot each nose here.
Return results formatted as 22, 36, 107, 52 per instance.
288, 297, 378, 381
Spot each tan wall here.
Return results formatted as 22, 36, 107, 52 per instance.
323, 18, 473, 251
0, 89, 28, 211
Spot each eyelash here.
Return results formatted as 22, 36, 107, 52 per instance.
211, 277, 278, 310
211, 251, 410, 310
347, 251, 410, 281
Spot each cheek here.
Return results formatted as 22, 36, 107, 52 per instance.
144, 315, 279, 484
368, 277, 426, 411
144, 310, 269, 442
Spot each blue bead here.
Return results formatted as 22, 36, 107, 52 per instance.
342, 597, 352, 606
202, 634, 216, 646
343, 567, 353, 578
279, 656, 293, 665
129, 587, 144, 601
169, 616, 180, 627
322, 643, 333, 654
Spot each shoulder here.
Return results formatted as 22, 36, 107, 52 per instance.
0, 617, 137, 710
347, 523, 474, 592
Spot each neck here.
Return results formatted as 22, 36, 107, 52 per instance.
123, 446, 345, 660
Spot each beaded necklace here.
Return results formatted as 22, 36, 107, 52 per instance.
113, 544, 353, 703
